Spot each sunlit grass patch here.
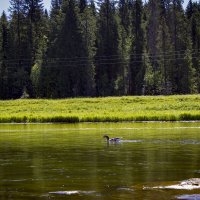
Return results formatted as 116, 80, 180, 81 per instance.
0, 95, 199, 123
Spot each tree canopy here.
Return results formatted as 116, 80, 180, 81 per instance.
0, 0, 199, 99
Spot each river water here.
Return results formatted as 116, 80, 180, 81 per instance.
0, 122, 200, 200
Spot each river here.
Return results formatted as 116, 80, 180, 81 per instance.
0, 122, 200, 200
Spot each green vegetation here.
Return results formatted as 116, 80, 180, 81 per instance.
0, 95, 199, 123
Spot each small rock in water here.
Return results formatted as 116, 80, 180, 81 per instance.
181, 178, 200, 186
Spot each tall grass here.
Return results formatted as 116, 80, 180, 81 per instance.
0, 95, 199, 123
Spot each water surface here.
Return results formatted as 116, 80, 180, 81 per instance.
0, 122, 200, 200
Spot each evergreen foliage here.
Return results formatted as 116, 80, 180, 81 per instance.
128, 0, 144, 95
95, 0, 121, 96
0, 0, 199, 99
0, 12, 11, 99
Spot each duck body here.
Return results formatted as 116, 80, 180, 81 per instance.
103, 135, 121, 143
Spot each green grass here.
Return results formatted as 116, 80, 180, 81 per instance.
0, 95, 199, 123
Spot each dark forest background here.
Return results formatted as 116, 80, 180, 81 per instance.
0, 0, 200, 99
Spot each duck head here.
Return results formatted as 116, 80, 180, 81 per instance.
103, 135, 109, 141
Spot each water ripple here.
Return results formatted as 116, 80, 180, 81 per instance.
150, 139, 200, 145
177, 194, 200, 200
0, 125, 199, 133
49, 190, 97, 195
117, 187, 134, 192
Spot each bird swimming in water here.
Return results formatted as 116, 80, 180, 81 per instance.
103, 135, 121, 143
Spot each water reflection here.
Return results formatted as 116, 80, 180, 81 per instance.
0, 122, 200, 200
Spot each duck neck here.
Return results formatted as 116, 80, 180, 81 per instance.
104, 135, 109, 141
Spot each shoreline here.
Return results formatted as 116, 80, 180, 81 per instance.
0, 120, 200, 125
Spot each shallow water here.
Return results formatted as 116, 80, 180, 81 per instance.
0, 122, 200, 200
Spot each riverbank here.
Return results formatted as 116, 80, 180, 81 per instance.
0, 95, 199, 123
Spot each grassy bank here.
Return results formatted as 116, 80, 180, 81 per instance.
0, 95, 199, 123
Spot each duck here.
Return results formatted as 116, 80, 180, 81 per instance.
103, 135, 121, 143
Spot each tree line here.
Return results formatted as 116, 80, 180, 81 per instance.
0, 0, 199, 99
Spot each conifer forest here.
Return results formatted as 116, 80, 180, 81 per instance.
0, 0, 200, 99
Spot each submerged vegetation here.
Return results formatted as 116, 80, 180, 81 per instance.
0, 95, 199, 123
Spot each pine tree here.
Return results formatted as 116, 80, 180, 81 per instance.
0, 0, 198, 98
146, 0, 158, 94
60, 0, 94, 97
128, 0, 145, 95
79, 1, 96, 95
51, 0, 63, 9
31, 9, 49, 97
90, 0, 96, 16
95, 0, 121, 96
22, 0, 45, 97
170, 0, 195, 93
24, 0, 44, 60
79, 0, 87, 13
145, 0, 173, 95
118, 0, 132, 94
41, 0, 94, 97
0, 12, 10, 99
158, 0, 173, 94
9, 0, 27, 98
38, 0, 63, 98
9, 0, 25, 57
186, 1, 200, 93
49, 0, 63, 46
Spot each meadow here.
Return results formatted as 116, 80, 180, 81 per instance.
0, 95, 199, 123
